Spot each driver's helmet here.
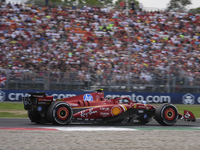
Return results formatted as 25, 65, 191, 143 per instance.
106, 96, 111, 100
141, 101, 147, 104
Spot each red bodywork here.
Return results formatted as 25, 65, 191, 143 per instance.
55, 91, 195, 121
23, 90, 196, 125
58, 91, 148, 119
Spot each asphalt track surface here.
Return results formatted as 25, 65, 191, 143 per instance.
0, 118, 199, 129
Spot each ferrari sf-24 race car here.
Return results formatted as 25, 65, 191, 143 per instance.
23, 90, 196, 126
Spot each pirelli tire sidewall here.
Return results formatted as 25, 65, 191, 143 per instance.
155, 103, 179, 126
47, 101, 73, 125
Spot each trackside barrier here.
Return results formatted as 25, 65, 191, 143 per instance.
0, 90, 200, 104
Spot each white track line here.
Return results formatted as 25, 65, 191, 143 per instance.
192, 127, 200, 129
43, 127, 138, 131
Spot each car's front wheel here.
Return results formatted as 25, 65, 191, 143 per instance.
155, 103, 179, 126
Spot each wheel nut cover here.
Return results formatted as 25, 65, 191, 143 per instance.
164, 108, 175, 121
57, 107, 69, 120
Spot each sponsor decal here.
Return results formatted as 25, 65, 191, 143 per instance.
120, 105, 127, 111
100, 107, 110, 111
83, 94, 93, 101
138, 110, 144, 113
38, 102, 47, 104
144, 104, 150, 109
8, 93, 33, 101
111, 106, 121, 116
2, 91, 198, 104
100, 112, 110, 117
105, 94, 171, 103
133, 104, 137, 108
0, 90, 5, 101
56, 98, 64, 101
96, 95, 100, 101
182, 93, 195, 104
80, 108, 97, 117
38, 98, 52, 102
133, 119, 139, 123
23, 97, 32, 105
52, 94, 76, 100
132, 94, 171, 103
138, 105, 146, 109
5, 92, 76, 101
143, 114, 147, 119
198, 97, 200, 103
146, 107, 151, 110
38, 106, 42, 111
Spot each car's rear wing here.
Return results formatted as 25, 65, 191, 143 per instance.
22, 92, 53, 111
27, 92, 47, 98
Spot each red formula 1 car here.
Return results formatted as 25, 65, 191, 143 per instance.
23, 90, 196, 126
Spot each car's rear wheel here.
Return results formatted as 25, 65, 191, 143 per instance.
28, 110, 41, 124
47, 102, 73, 125
155, 103, 178, 126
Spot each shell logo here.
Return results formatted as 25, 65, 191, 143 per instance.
111, 106, 121, 116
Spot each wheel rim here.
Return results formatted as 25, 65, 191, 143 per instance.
164, 108, 175, 121
56, 107, 69, 121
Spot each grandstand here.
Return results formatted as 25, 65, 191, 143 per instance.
0, 1, 200, 93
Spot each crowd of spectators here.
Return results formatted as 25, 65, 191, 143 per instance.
0, 1, 200, 88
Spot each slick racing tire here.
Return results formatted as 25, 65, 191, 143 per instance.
47, 102, 73, 125
155, 103, 179, 126
28, 110, 41, 124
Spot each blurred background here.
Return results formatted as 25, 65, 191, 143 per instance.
0, 0, 200, 94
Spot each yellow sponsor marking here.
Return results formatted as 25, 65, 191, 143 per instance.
133, 104, 137, 108
112, 107, 121, 116
56, 99, 64, 101
121, 105, 127, 111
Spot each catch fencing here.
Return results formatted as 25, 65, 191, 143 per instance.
1, 71, 200, 93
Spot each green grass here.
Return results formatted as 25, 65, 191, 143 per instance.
0, 103, 199, 118
0, 112, 27, 118
0, 103, 27, 118
0, 103, 24, 110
